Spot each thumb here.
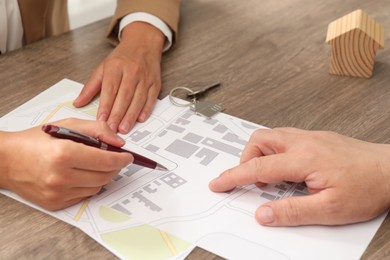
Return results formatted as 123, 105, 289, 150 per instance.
94, 124, 126, 148
59, 119, 125, 147
255, 194, 331, 226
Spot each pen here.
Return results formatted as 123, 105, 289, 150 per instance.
42, 124, 168, 171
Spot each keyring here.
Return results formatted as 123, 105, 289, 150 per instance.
169, 87, 196, 107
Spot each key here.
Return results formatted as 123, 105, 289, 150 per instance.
169, 85, 224, 119
187, 82, 221, 98
190, 100, 224, 119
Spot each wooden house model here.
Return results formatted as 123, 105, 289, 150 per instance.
326, 9, 385, 78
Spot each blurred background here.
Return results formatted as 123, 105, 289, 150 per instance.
68, 0, 116, 29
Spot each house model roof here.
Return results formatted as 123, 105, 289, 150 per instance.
326, 9, 385, 49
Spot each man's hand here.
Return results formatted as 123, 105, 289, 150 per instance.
73, 22, 165, 134
209, 128, 390, 226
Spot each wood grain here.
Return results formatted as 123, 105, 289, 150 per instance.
326, 10, 385, 78
0, 0, 389, 259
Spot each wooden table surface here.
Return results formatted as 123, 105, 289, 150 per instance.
0, 0, 389, 259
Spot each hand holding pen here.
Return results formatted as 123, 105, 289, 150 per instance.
1, 119, 135, 210
42, 124, 168, 171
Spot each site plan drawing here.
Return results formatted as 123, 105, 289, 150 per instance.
0, 79, 387, 259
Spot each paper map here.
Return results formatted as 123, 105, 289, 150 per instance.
0, 79, 386, 260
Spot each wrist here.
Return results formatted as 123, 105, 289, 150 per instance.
120, 22, 165, 53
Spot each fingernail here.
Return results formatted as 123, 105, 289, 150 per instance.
138, 112, 146, 122
209, 177, 223, 192
73, 97, 80, 105
209, 177, 219, 186
109, 123, 117, 132
98, 113, 107, 121
115, 135, 125, 144
258, 206, 275, 224
120, 122, 131, 133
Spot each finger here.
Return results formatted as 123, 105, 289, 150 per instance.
240, 141, 265, 164
59, 197, 86, 209
57, 118, 125, 147
68, 186, 106, 199
137, 82, 161, 122
68, 143, 133, 172
54, 168, 121, 188
97, 64, 123, 125
240, 128, 293, 163
73, 65, 104, 108
48, 187, 102, 211
40, 197, 85, 211
106, 73, 139, 132
35, 186, 103, 211
118, 82, 149, 133
209, 153, 309, 192
255, 192, 341, 226
47, 137, 133, 172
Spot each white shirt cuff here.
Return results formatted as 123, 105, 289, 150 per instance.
119, 12, 173, 52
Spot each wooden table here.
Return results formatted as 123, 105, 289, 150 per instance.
0, 0, 389, 259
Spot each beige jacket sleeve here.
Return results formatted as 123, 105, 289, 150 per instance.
107, 0, 180, 46
18, 0, 69, 44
